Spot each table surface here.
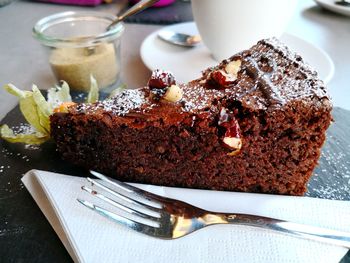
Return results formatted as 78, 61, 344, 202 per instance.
0, 0, 350, 262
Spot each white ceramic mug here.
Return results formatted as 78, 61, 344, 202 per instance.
191, 0, 298, 61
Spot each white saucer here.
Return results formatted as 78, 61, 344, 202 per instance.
140, 22, 334, 84
314, 0, 350, 17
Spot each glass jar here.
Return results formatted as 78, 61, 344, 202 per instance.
33, 11, 124, 92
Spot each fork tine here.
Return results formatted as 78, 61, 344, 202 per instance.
86, 177, 161, 209
82, 185, 160, 221
86, 177, 162, 212
90, 170, 169, 204
77, 199, 160, 237
87, 177, 161, 212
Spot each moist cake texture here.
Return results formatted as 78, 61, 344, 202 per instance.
50, 38, 332, 195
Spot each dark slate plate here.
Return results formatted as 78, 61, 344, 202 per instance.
0, 97, 349, 262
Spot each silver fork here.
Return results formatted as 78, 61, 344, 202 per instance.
77, 171, 350, 248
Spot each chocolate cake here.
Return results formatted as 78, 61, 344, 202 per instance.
50, 38, 332, 195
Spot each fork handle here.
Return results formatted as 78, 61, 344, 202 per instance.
221, 214, 350, 248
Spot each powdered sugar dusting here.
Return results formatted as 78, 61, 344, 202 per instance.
77, 89, 147, 116
75, 84, 221, 116
100, 89, 145, 115
10, 123, 36, 135
306, 136, 350, 200
181, 83, 221, 113
260, 38, 330, 105
198, 38, 331, 111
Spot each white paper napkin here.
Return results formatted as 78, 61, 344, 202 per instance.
22, 169, 350, 263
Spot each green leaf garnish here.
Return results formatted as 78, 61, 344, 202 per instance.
86, 75, 99, 103
4, 84, 47, 134
1, 79, 103, 145
32, 85, 51, 133
4, 83, 27, 98
47, 81, 72, 110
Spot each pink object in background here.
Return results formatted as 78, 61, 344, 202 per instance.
38, 0, 102, 6
130, 0, 175, 7
38, 0, 174, 7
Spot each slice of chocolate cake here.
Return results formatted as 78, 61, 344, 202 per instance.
50, 38, 332, 195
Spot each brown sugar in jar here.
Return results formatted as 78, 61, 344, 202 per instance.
33, 11, 124, 92
50, 43, 119, 91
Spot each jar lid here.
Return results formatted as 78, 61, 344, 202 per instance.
33, 11, 124, 48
